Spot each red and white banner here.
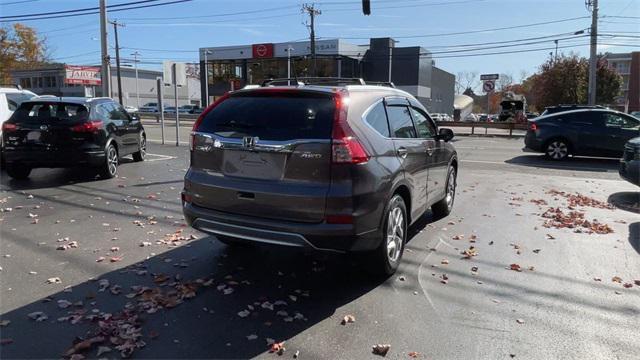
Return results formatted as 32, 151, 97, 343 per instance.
64, 65, 101, 85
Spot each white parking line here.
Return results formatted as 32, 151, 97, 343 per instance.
144, 153, 177, 162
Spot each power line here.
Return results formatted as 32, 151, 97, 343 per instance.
0, 0, 163, 19
0, 0, 193, 22
336, 16, 591, 39
0, 0, 41, 5
119, 4, 297, 20
125, 12, 300, 26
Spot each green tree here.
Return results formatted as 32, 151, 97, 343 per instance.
0, 23, 48, 84
527, 53, 621, 110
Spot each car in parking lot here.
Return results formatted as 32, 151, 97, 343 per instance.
179, 104, 202, 114
524, 108, 640, 160
182, 78, 458, 275
1, 85, 37, 158
139, 102, 161, 113
2, 97, 146, 179
620, 137, 640, 186
124, 105, 138, 114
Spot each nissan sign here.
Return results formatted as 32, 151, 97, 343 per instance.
252, 43, 274, 58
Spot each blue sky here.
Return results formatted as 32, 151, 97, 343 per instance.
1, 0, 638, 83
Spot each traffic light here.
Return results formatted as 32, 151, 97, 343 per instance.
362, 0, 370, 15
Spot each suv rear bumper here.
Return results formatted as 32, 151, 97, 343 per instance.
3, 148, 105, 168
183, 201, 382, 252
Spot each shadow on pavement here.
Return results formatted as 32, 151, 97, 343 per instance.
629, 222, 640, 255
0, 157, 139, 191
607, 191, 640, 214
0, 238, 386, 359
505, 155, 619, 172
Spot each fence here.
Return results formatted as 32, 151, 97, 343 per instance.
435, 121, 528, 136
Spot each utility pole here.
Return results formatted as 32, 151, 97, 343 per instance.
286, 45, 293, 85
587, 0, 598, 105
203, 50, 212, 107
99, 0, 111, 98
302, 4, 321, 77
554, 39, 558, 62
109, 19, 125, 105
131, 51, 140, 108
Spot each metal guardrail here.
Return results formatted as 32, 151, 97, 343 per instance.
139, 112, 198, 122
436, 121, 528, 136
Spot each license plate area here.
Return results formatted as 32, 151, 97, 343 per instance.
26, 130, 42, 142
222, 150, 286, 180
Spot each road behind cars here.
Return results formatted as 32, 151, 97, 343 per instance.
0, 139, 638, 359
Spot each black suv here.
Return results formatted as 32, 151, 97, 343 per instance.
182, 79, 458, 274
2, 97, 146, 179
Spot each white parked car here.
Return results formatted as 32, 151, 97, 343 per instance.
139, 102, 160, 112
1, 85, 37, 156
124, 105, 139, 113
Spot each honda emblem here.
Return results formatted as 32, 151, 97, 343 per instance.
243, 136, 258, 149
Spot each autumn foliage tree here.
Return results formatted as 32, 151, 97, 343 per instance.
0, 23, 48, 84
527, 53, 621, 110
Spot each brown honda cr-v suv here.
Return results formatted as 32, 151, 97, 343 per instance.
182, 79, 457, 274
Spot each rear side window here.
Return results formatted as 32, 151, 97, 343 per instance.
198, 93, 335, 141
6, 93, 34, 111
364, 101, 390, 137
10, 102, 89, 124
386, 105, 416, 138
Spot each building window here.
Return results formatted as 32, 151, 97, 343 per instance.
20, 78, 32, 88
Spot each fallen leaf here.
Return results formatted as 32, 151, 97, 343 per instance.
237, 310, 250, 318
452, 234, 464, 240
509, 264, 522, 272
635, 280, 640, 286
109, 256, 122, 263
46, 277, 61, 284
623, 283, 633, 289
532, 249, 541, 254
545, 234, 555, 239
516, 319, 525, 324
27, 312, 48, 322
246, 334, 258, 341
341, 314, 356, 325
269, 341, 285, 355
372, 344, 391, 356
441, 259, 449, 265
593, 277, 602, 282
612, 276, 623, 283
408, 351, 420, 358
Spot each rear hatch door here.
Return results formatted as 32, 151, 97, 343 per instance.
189, 90, 335, 223
6, 101, 90, 150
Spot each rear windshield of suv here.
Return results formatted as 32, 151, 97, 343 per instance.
10, 102, 89, 124
198, 92, 335, 141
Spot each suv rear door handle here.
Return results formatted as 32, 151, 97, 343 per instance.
397, 147, 408, 158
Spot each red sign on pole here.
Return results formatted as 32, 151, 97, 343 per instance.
252, 43, 274, 59
64, 65, 101, 85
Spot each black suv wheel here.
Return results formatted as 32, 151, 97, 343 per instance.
100, 143, 119, 178
544, 138, 570, 160
132, 132, 146, 162
6, 164, 31, 180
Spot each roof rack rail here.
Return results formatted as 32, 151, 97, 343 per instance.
261, 77, 366, 87
365, 81, 395, 88
0, 84, 22, 90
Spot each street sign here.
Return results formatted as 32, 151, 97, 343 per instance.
163, 61, 186, 86
483, 80, 495, 93
480, 73, 499, 81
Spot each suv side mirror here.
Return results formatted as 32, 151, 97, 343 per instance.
437, 128, 454, 142
130, 114, 140, 123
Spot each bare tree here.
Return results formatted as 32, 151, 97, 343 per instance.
455, 71, 479, 94
497, 72, 514, 91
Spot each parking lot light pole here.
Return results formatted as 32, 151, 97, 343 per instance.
203, 50, 212, 107
286, 45, 293, 85
131, 51, 141, 108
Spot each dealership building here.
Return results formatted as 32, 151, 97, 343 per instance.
10, 64, 201, 108
199, 37, 455, 114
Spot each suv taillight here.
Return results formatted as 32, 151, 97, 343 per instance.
331, 91, 369, 164
529, 122, 538, 131
2, 123, 17, 132
71, 120, 103, 133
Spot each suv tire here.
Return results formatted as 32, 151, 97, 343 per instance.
132, 132, 146, 162
99, 143, 119, 178
6, 164, 31, 180
432, 166, 456, 218
544, 138, 570, 161
370, 194, 407, 276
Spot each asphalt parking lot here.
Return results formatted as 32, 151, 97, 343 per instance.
1, 136, 638, 359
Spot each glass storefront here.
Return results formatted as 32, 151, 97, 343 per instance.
205, 56, 361, 95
